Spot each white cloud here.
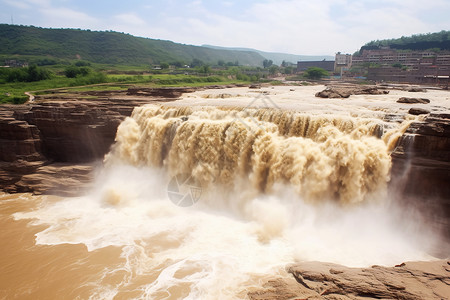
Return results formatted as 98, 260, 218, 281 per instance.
141, 0, 346, 54
114, 13, 147, 27
190, 0, 202, 6
25, 0, 51, 7
222, 1, 233, 7
39, 7, 98, 28
3, 0, 32, 10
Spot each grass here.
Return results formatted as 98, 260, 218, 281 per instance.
0, 73, 251, 103
0, 77, 73, 103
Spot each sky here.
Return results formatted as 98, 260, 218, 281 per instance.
1, 0, 449, 55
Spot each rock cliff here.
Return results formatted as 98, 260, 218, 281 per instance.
0, 87, 191, 195
391, 112, 450, 243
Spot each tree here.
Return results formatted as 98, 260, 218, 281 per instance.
160, 62, 169, 69
191, 58, 204, 68
27, 64, 40, 82
64, 65, 91, 78
268, 65, 279, 75
283, 66, 294, 75
198, 65, 211, 74
64, 66, 79, 78
303, 67, 329, 80
74, 60, 91, 67
171, 61, 183, 68
263, 59, 273, 68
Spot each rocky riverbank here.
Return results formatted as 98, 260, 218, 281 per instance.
249, 260, 450, 299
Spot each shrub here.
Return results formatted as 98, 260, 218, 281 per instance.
0, 65, 52, 82
71, 72, 107, 86
303, 67, 329, 80
0, 95, 28, 104
74, 60, 91, 67
64, 65, 91, 78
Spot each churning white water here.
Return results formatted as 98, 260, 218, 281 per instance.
11, 94, 441, 299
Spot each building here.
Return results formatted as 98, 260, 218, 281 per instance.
3, 60, 28, 68
350, 48, 450, 84
297, 60, 335, 73
334, 53, 352, 74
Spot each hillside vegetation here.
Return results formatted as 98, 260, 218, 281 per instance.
0, 24, 265, 66
361, 30, 450, 51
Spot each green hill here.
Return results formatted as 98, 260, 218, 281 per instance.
0, 24, 265, 66
361, 30, 450, 51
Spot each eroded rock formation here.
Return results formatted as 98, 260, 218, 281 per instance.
391, 112, 450, 242
249, 260, 450, 300
315, 86, 389, 98
0, 87, 192, 194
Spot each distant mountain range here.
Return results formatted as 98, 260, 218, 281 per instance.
0, 24, 334, 67
203, 45, 334, 65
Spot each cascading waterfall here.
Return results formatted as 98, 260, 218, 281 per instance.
106, 105, 395, 204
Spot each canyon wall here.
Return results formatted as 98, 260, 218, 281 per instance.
0, 88, 190, 195
391, 112, 450, 241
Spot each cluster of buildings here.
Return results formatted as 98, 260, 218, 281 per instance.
297, 49, 450, 85
1, 60, 29, 68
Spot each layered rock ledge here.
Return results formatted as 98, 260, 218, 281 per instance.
0, 87, 192, 195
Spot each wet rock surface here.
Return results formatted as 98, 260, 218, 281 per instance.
391, 112, 450, 242
14, 163, 96, 196
126, 87, 195, 98
249, 260, 450, 300
315, 86, 389, 98
408, 107, 431, 115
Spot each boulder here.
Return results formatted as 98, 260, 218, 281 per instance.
397, 97, 430, 104
408, 87, 427, 92
315, 88, 351, 98
315, 86, 389, 98
409, 107, 430, 115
